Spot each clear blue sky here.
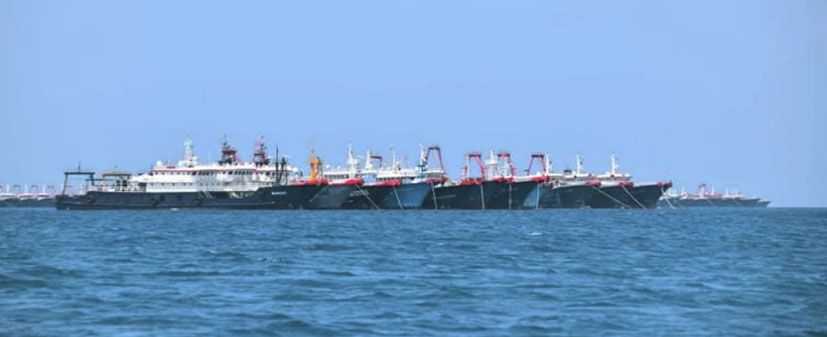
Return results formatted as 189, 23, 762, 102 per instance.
1, 0, 824, 206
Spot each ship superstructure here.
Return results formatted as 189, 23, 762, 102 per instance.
327, 144, 443, 209
521, 153, 596, 209
55, 137, 345, 210
47, 136, 772, 211
582, 154, 671, 209
125, 136, 303, 195
425, 150, 537, 210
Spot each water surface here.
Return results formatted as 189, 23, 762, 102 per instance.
1, 208, 825, 336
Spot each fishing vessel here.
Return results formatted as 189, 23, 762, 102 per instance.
334, 145, 445, 209
292, 147, 360, 210
658, 184, 769, 208
424, 150, 535, 210
322, 145, 380, 210
404, 145, 449, 209
485, 151, 539, 209
521, 154, 597, 209
55, 137, 347, 210
585, 154, 671, 209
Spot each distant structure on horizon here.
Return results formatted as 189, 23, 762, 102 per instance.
0, 184, 58, 208
658, 184, 770, 208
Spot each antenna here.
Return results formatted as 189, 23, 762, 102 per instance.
389, 145, 398, 169
184, 136, 194, 160
346, 143, 359, 175
575, 153, 584, 175
610, 153, 618, 175
364, 150, 374, 170
273, 145, 280, 186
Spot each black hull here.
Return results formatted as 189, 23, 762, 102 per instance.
340, 185, 397, 210
1, 199, 55, 208
629, 183, 670, 209
586, 186, 632, 208
380, 182, 433, 209
425, 181, 533, 210
485, 181, 538, 210
558, 185, 594, 208
425, 184, 485, 210
587, 183, 669, 209
55, 185, 326, 210
530, 184, 594, 209
304, 185, 358, 210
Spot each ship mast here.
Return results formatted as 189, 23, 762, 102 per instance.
179, 136, 198, 167
219, 135, 239, 165
346, 143, 359, 178
485, 150, 500, 178
389, 145, 399, 170
575, 153, 584, 175
184, 136, 194, 161
363, 150, 374, 171
252, 136, 270, 167
610, 153, 618, 176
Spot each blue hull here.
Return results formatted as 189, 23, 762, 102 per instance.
379, 182, 433, 209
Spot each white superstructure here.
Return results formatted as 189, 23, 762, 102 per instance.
322, 144, 361, 182
95, 137, 303, 193
594, 153, 632, 186
323, 144, 445, 185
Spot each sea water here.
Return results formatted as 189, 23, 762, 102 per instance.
1, 208, 825, 336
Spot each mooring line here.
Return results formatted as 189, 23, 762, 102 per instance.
508, 182, 513, 210
535, 182, 541, 210
354, 184, 380, 210
392, 185, 403, 209
430, 182, 438, 210
307, 185, 329, 204
661, 187, 676, 209
480, 183, 486, 210
705, 197, 717, 207
591, 185, 631, 209
622, 185, 647, 209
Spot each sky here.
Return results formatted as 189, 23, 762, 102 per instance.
0, 0, 824, 206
